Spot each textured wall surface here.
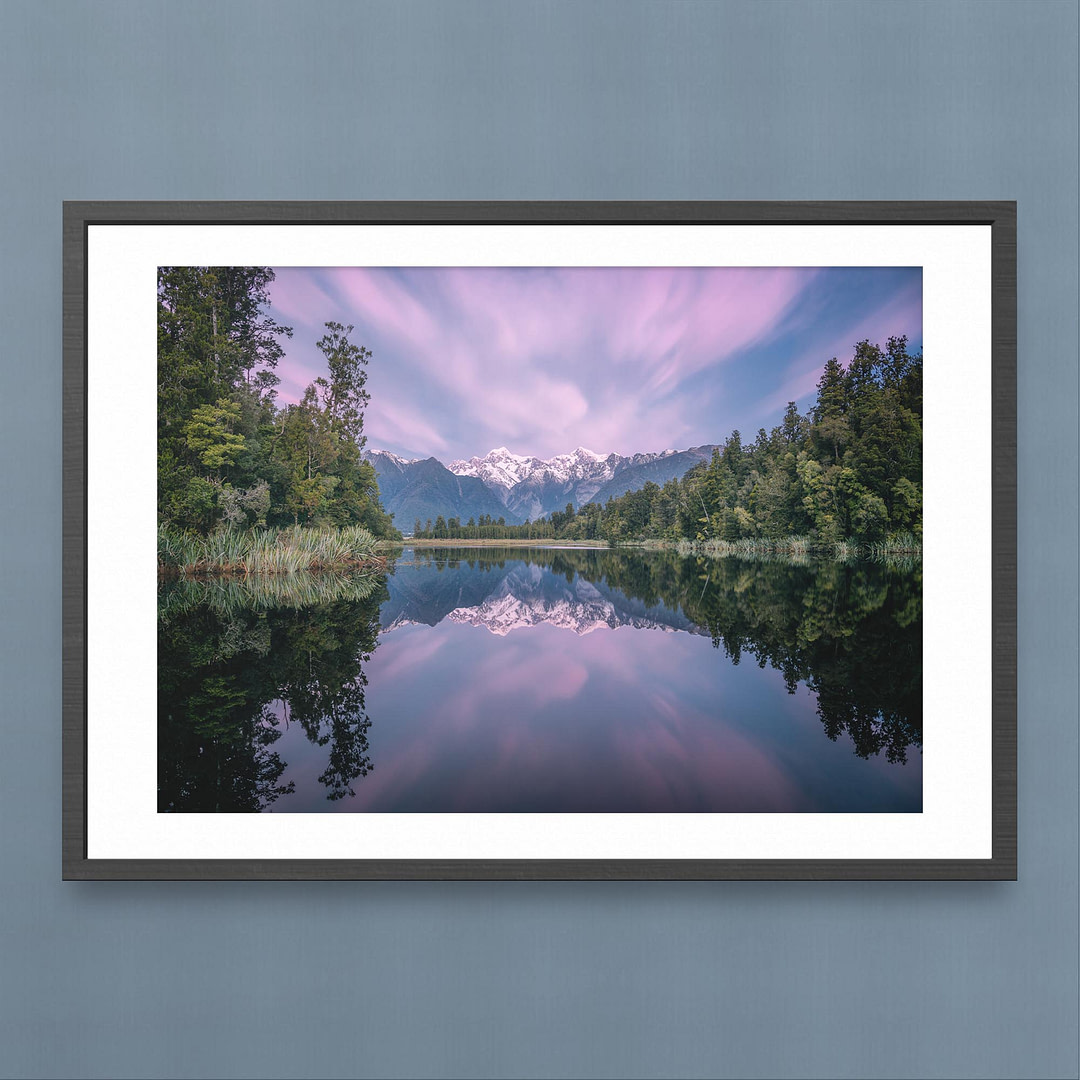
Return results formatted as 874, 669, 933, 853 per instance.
0, 2, 1076, 1077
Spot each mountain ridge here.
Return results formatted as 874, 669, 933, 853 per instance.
365, 443, 717, 530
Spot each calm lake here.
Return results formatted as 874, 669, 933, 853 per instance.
158, 546, 922, 813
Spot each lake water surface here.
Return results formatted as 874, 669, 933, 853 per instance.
158, 546, 922, 813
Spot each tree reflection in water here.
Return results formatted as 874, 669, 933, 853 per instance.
401, 547, 921, 764
158, 572, 386, 811
158, 548, 920, 813
401, 547, 922, 764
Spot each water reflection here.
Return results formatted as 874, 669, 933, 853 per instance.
158, 572, 385, 811
158, 547, 921, 813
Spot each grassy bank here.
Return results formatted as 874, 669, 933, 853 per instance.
386, 533, 921, 564
158, 524, 386, 576
672, 533, 922, 565
385, 537, 611, 549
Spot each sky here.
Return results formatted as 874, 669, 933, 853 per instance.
265, 265, 922, 462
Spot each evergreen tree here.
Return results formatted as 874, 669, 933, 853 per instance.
157, 269, 398, 538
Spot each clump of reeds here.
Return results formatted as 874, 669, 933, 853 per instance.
868, 532, 922, 558
867, 532, 922, 570
158, 524, 383, 577
679, 536, 817, 564
832, 540, 859, 562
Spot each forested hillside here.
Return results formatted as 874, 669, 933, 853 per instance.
413, 336, 922, 549
365, 451, 514, 527
157, 267, 398, 539
590, 337, 922, 546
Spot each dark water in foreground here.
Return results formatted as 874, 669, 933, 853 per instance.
158, 546, 922, 813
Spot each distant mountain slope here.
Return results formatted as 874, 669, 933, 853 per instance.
449, 446, 619, 520
365, 451, 520, 529
588, 445, 717, 505
367, 443, 718, 531
447, 444, 718, 519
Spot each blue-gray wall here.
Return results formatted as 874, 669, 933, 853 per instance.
1, 3, 1076, 1077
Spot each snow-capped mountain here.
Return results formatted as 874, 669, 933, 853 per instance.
372, 450, 421, 469
445, 444, 716, 521
448, 445, 621, 521
366, 443, 717, 527
449, 446, 616, 491
364, 450, 513, 528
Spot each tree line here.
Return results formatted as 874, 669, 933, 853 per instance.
412, 512, 565, 541
411, 336, 921, 548
158, 267, 399, 538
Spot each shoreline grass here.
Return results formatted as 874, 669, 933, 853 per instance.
158, 524, 387, 577
382, 533, 921, 565
673, 533, 922, 565
382, 537, 612, 549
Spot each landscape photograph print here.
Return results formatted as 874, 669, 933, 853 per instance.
157, 264, 923, 814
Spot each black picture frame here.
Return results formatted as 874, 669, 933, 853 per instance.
62, 200, 1017, 880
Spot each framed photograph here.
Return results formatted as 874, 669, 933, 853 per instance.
63, 201, 1015, 880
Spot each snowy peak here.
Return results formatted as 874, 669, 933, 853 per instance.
377, 450, 420, 467
368, 443, 718, 525
448, 446, 549, 489
447, 445, 619, 489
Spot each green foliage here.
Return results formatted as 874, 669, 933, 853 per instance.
562, 336, 922, 550
171, 476, 219, 532
313, 321, 371, 446
158, 523, 382, 575
183, 399, 246, 470
158, 268, 399, 540
158, 581, 388, 810
218, 481, 271, 529
397, 545, 922, 763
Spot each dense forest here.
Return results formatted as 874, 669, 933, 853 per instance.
157, 267, 398, 540
413, 335, 922, 549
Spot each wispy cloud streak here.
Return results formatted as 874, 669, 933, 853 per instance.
266, 266, 921, 460
755, 279, 923, 419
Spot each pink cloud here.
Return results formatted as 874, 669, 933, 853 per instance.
356, 268, 812, 456
367, 398, 451, 454
367, 630, 447, 683
263, 271, 336, 324
336, 269, 446, 356
437, 640, 591, 726
266, 266, 917, 460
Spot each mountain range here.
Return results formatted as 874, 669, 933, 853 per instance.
365, 444, 717, 530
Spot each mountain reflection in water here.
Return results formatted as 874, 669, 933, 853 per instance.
158, 546, 922, 813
